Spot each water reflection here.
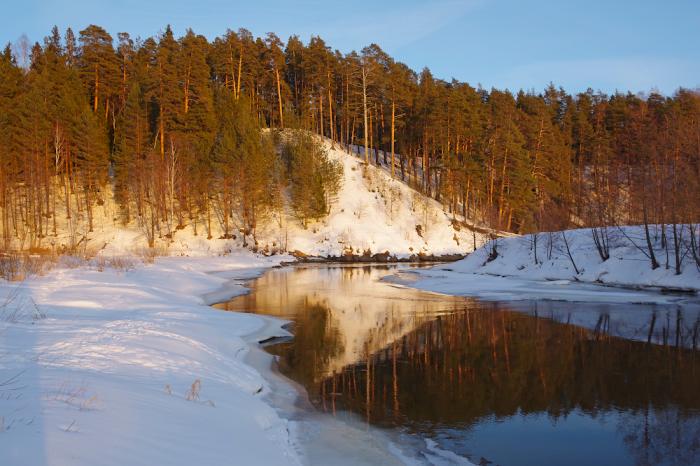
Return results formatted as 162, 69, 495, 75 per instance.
218, 265, 700, 466
218, 265, 465, 380
508, 300, 700, 349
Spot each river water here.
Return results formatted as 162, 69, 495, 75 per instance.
216, 264, 700, 466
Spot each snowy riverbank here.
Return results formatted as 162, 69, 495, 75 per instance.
393, 226, 700, 304
1, 253, 481, 466
0, 252, 304, 466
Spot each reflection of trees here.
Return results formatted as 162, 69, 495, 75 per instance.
618, 407, 700, 466
266, 303, 344, 388
644, 307, 700, 349
524, 302, 700, 349
217, 265, 700, 464
220, 264, 463, 377
315, 307, 700, 461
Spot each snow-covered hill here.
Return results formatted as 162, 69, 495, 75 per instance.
256, 140, 489, 259
20, 137, 490, 260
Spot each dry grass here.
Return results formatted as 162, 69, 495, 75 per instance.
135, 244, 169, 264
0, 371, 26, 393
186, 379, 201, 401
45, 382, 100, 412
94, 255, 139, 272
62, 419, 78, 433
0, 371, 26, 432
0, 287, 45, 324
0, 252, 55, 281
1, 247, 145, 280
182, 379, 215, 407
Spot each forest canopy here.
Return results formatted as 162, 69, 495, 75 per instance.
0, 24, 698, 252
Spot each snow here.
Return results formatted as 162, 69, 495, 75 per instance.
0, 252, 303, 466
256, 140, 489, 258
423, 439, 476, 466
87, 138, 489, 261
400, 226, 700, 302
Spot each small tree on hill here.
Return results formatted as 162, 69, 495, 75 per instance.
282, 131, 342, 227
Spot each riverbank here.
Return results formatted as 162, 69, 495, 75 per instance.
0, 252, 302, 466
285, 250, 465, 264
0, 253, 440, 466
390, 226, 700, 304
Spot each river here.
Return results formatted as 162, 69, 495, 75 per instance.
216, 264, 700, 466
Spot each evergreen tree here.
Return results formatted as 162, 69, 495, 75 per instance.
212, 91, 278, 241
1, 23, 699, 252
114, 82, 151, 222
78, 25, 118, 115
282, 131, 341, 226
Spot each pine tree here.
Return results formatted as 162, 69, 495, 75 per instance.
282, 131, 341, 226
78, 25, 118, 116
114, 82, 151, 222
212, 91, 278, 242
1, 23, 699, 251
265, 33, 288, 128
175, 30, 216, 229
0, 44, 24, 248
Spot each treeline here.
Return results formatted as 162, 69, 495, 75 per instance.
0, 25, 698, 251
0, 25, 343, 251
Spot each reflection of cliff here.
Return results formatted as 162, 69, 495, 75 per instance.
317, 309, 700, 464
219, 265, 465, 379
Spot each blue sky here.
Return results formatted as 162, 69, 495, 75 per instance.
3, 0, 699, 94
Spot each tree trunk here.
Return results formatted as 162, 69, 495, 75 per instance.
362, 66, 369, 164
184, 64, 191, 113
319, 92, 324, 137
236, 47, 243, 100
391, 98, 396, 179
93, 65, 99, 112
327, 71, 334, 141
275, 67, 284, 128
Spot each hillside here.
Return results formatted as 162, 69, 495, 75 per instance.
255, 140, 490, 259
5, 137, 490, 261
